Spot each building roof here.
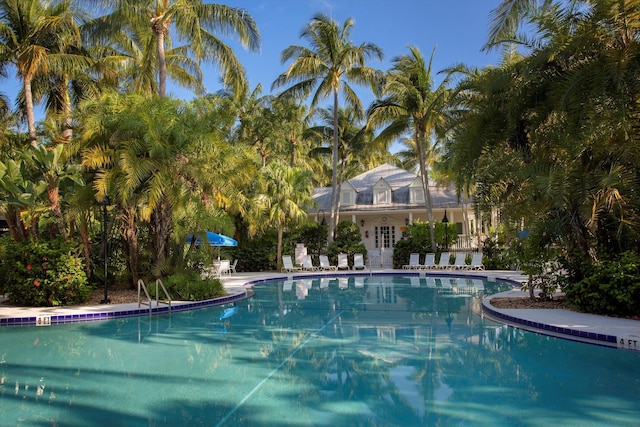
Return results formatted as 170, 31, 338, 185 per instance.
311, 163, 472, 213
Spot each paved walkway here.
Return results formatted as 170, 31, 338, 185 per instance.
2, 269, 639, 352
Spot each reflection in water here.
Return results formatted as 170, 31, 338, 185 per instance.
0, 275, 639, 427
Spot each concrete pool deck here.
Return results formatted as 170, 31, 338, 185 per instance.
1, 268, 639, 352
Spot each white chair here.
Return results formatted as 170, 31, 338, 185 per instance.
229, 259, 238, 274
217, 260, 231, 276
337, 253, 349, 270
420, 253, 436, 269
403, 253, 420, 270
353, 253, 366, 270
301, 255, 318, 271
319, 255, 337, 271
469, 253, 485, 270
435, 252, 451, 269
281, 255, 301, 272
451, 252, 467, 270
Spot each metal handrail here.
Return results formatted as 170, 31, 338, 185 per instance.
138, 279, 172, 315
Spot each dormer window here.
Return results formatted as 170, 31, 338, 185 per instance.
341, 190, 354, 206
373, 178, 392, 205
409, 178, 424, 204
340, 181, 356, 206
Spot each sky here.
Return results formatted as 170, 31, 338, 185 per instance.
3, 1, 504, 122
172, 0, 504, 105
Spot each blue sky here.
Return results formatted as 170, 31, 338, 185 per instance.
175, 0, 504, 105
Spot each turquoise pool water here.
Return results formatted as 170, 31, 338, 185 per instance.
1, 275, 639, 426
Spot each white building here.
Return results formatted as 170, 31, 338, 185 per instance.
311, 164, 480, 267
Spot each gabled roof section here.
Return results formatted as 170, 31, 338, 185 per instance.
341, 181, 356, 192
346, 164, 416, 192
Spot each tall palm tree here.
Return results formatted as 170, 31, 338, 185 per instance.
272, 13, 383, 242
96, 0, 260, 98
368, 46, 452, 252
0, 0, 90, 145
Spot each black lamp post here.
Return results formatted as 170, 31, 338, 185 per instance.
442, 210, 449, 251
98, 197, 110, 304
317, 209, 326, 256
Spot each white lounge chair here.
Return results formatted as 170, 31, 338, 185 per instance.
281, 255, 301, 272
301, 255, 318, 271
451, 252, 467, 270
337, 253, 349, 270
403, 253, 420, 270
435, 252, 451, 269
469, 253, 485, 270
353, 253, 366, 270
319, 255, 337, 271
229, 259, 238, 274
420, 253, 436, 269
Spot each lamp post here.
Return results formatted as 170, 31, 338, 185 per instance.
442, 210, 449, 251
317, 209, 326, 257
98, 197, 110, 304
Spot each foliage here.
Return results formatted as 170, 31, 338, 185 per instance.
564, 252, 640, 318
327, 221, 366, 268
231, 230, 278, 272
481, 235, 511, 270
392, 221, 458, 267
392, 239, 422, 269
0, 237, 91, 306
160, 272, 225, 302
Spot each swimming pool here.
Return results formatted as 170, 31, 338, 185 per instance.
1, 274, 639, 426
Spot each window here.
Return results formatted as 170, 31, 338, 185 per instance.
375, 189, 390, 205
375, 225, 396, 248
341, 190, 354, 206
410, 187, 424, 204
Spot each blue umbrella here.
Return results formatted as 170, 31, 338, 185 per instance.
186, 231, 238, 247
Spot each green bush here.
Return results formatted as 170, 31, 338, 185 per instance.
1, 237, 91, 306
392, 239, 423, 269
327, 221, 366, 268
160, 272, 225, 301
564, 251, 640, 317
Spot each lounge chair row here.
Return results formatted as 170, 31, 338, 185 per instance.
402, 252, 484, 271
282, 253, 367, 272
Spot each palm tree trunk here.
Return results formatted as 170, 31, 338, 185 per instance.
277, 226, 284, 271
156, 26, 167, 97
47, 185, 68, 240
417, 127, 437, 251
328, 90, 340, 243
24, 75, 38, 146
61, 74, 73, 141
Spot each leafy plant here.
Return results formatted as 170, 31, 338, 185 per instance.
160, 272, 225, 301
564, 251, 640, 317
327, 221, 366, 268
1, 237, 91, 306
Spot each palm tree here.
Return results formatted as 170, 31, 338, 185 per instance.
254, 160, 313, 271
368, 46, 452, 252
272, 13, 383, 242
0, 0, 90, 145
96, 0, 260, 98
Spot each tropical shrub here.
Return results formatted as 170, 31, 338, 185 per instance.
327, 221, 366, 268
564, 251, 640, 317
1, 237, 91, 306
160, 272, 225, 301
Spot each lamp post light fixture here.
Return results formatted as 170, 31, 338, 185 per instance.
98, 197, 110, 304
442, 210, 449, 251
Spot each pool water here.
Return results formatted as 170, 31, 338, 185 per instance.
1, 275, 639, 426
